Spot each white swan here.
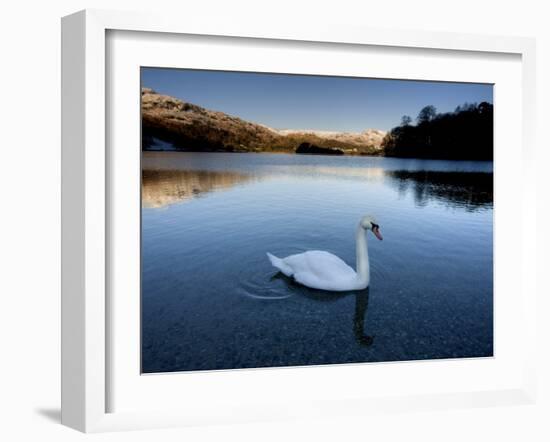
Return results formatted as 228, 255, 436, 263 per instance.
267, 215, 383, 292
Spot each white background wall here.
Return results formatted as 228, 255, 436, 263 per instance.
0, 0, 548, 440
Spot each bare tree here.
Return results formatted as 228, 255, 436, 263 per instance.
400, 115, 412, 126
416, 105, 437, 124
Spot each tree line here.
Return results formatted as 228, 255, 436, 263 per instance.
382, 102, 493, 160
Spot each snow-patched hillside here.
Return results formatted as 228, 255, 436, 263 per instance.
272, 128, 387, 149
142, 88, 387, 154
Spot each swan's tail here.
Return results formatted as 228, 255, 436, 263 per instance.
266, 252, 293, 277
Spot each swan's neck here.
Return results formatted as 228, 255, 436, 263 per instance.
356, 225, 370, 285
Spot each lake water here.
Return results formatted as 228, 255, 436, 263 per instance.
141, 151, 493, 373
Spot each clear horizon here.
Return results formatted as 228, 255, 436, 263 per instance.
141, 67, 493, 132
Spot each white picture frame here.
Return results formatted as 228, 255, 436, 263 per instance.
61, 9, 538, 433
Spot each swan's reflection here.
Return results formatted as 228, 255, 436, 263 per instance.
270, 273, 374, 347
353, 289, 374, 346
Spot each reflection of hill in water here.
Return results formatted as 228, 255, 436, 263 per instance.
142, 169, 254, 208
387, 170, 493, 210
142, 165, 492, 210
302, 166, 385, 181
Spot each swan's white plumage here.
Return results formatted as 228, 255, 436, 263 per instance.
267, 250, 365, 292
266, 252, 293, 277
267, 215, 380, 292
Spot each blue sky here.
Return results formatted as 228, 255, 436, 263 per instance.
141, 68, 493, 132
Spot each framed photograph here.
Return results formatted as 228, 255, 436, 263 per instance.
61, 9, 538, 432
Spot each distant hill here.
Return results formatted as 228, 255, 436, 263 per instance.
274, 128, 387, 149
141, 88, 386, 155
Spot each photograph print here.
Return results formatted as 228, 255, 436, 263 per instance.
141, 68, 493, 374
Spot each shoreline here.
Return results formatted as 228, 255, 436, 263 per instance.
142, 149, 495, 163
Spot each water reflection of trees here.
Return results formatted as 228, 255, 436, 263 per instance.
387, 170, 493, 210
142, 169, 254, 208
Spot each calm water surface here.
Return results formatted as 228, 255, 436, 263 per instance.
141, 152, 493, 373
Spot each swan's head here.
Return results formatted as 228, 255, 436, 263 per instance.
360, 215, 383, 240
